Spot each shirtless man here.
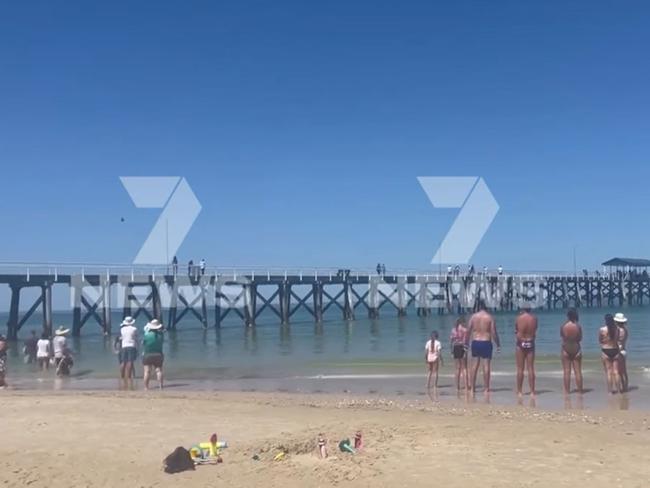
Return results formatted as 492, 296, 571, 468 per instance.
560, 309, 583, 394
467, 301, 500, 393
515, 308, 538, 397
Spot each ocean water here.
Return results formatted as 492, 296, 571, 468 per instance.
2, 306, 649, 380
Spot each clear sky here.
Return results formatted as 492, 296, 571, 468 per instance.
1, 1, 649, 272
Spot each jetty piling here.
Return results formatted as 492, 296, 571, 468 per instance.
2, 264, 650, 338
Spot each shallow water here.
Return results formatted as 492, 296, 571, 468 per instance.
2, 307, 650, 409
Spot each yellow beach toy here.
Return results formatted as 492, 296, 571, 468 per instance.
190, 433, 228, 464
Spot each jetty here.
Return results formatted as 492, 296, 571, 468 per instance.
1, 260, 649, 339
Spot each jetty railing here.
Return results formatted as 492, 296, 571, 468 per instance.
1, 262, 647, 340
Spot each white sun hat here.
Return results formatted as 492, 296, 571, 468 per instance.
55, 326, 70, 336
120, 316, 136, 327
145, 319, 163, 331
613, 313, 628, 324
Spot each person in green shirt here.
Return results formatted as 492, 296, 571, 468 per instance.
142, 319, 165, 390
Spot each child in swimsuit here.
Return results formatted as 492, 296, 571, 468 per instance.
425, 331, 442, 389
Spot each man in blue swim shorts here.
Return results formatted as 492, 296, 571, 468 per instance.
468, 300, 501, 394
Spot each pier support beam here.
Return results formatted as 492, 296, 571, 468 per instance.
312, 282, 323, 322
102, 281, 112, 335
42, 283, 53, 336
151, 282, 162, 322
7, 284, 20, 341
6, 283, 47, 340
416, 279, 430, 316
201, 285, 209, 329
279, 282, 291, 325
168, 283, 179, 330
122, 285, 132, 318
244, 284, 257, 327
214, 284, 222, 329
72, 284, 82, 337
343, 279, 354, 321
367, 278, 379, 319
396, 277, 407, 316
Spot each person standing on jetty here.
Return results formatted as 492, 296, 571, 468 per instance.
560, 309, 583, 395
599, 314, 623, 394
614, 313, 629, 392
515, 308, 538, 398
119, 316, 138, 385
449, 317, 469, 392
467, 300, 500, 394
142, 319, 165, 390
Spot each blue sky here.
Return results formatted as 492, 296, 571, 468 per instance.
1, 1, 649, 272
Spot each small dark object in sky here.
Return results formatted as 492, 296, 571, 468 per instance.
120, 217, 125, 222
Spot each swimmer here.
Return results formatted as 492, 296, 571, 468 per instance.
468, 300, 501, 394
614, 313, 629, 392
515, 308, 538, 397
425, 330, 443, 390
599, 314, 622, 394
560, 309, 584, 395
449, 316, 469, 391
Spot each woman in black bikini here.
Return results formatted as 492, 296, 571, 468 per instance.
449, 317, 469, 392
560, 309, 583, 395
599, 314, 623, 394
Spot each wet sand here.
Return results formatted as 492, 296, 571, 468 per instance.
7, 365, 650, 411
2, 390, 649, 488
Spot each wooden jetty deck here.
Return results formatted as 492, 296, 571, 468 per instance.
1, 263, 649, 339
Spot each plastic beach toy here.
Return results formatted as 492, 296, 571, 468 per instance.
190, 433, 228, 460
338, 439, 356, 454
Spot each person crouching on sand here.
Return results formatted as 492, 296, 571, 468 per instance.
425, 330, 442, 389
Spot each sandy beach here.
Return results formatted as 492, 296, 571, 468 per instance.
2, 390, 649, 488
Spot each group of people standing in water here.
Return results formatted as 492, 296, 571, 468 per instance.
425, 301, 631, 396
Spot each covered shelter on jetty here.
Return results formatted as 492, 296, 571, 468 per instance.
602, 257, 650, 277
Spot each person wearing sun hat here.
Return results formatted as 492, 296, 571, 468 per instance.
119, 316, 139, 384
614, 312, 629, 392
52, 326, 70, 369
142, 319, 165, 390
